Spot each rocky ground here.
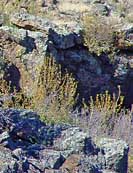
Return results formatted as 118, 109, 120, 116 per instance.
0, 0, 133, 106
0, 0, 133, 172
0, 109, 129, 173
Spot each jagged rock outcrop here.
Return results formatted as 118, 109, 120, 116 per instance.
10, 12, 56, 32
0, 11, 133, 106
0, 1, 132, 172
0, 109, 129, 173
0, 27, 46, 93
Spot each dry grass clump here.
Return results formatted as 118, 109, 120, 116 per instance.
0, 78, 32, 109
82, 14, 117, 57
58, 2, 90, 14
31, 57, 77, 124
0, 0, 33, 14
129, 155, 133, 173
72, 88, 133, 151
0, 57, 77, 124
89, 86, 124, 117
88, 86, 124, 131
82, 13, 128, 61
116, 0, 133, 17
73, 86, 125, 134
126, 12, 133, 23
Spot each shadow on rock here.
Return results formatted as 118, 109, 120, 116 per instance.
3, 63, 21, 92
19, 31, 36, 53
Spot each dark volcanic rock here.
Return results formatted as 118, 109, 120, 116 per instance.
0, 109, 129, 173
0, 109, 62, 149
48, 28, 82, 49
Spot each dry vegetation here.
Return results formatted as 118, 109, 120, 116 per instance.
82, 14, 117, 58
116, 0, 133, 17
89, 87, 124, 117
129, 155, 133, 173
0, 0, 132, 162
0, 57, 132, 146
81, 12, 133, 61
58, 2, 90, 14
72, 90, 133, 156
31, 57, 77, 124
76, 87, 125, 131
0, 57, 77, 124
